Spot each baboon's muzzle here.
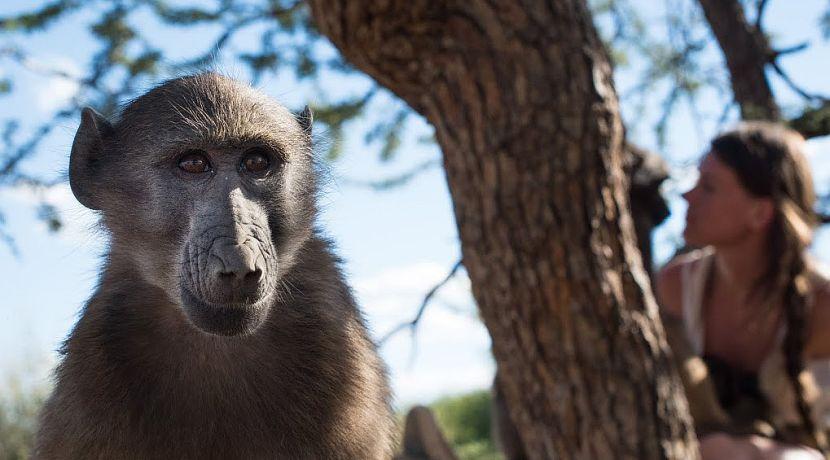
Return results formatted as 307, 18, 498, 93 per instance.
178, 189, 278, 336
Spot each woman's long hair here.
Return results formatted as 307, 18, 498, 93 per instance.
711, 121, 825, 449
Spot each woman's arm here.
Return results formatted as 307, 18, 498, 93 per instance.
806, 284, 830, 360
655, 256, 731, 431
655, 258, 684, 318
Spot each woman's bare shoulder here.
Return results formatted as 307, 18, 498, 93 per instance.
655, 249, 710, 318
805, 262, 830, 359
655, 258, 684, 318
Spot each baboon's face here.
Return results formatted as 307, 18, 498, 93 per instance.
69, 74, 316, 336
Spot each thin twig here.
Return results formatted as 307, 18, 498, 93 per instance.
716, 99, 737, 130
378, 259, 464, 346
0, 46, 84, 82
339, 158, 441, 191
768, 58, 830, 103
0, 211, 20, 258
755, 0, 770, 31
773, 41, 810, 58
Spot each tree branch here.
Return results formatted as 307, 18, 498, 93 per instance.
788, 102, 830, 139
0, 210, 20, 257
378, 259, 463, 346
698, 0, 780, 120
768, 58, 830, 103
0, 46, 84, 82
773, 41, 810, 58
754, 0, 770, 31
339, 158, 440, 191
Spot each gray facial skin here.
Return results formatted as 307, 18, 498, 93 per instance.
69, 74, 318, 336
35, 73, 396, 459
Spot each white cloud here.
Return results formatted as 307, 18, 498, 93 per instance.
354, 262, 495, 406
355, 261, 474, 321
1, 183, 104, 250
392, 360, 495, 408
29, 57, 82, 114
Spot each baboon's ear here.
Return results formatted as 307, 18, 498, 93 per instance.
70, 107, 114, 210
297, 105, 313, 135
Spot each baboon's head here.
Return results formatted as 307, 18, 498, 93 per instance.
69, 73, 316, 336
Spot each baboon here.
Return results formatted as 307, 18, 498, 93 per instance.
624, 143, 671, 277
35, 73, 395, 459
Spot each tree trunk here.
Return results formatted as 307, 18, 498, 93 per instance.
308, 1, 697, 458
697, 0, 780, 120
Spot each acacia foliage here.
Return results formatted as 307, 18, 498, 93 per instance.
0, 0, 828, 239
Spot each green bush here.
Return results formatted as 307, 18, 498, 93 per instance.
430, 389, 502, 460
0, 376, 47, 460
455, 439, 502, 460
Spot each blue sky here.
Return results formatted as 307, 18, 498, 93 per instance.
1, 0, 829, 408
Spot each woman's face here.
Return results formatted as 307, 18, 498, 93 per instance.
682, 153, 766, 247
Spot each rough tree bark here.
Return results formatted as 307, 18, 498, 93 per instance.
697, 0, 780, 121
308, 1, 697, 458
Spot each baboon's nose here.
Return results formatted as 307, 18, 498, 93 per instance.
209, 239, 263, 299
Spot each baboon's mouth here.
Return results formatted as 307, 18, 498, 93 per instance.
179, 285, 273, 336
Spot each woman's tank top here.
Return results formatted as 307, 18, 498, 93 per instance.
677, 247, 830, 430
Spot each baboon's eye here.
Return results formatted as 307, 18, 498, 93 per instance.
178, 150, 211, 174
242, 148, 271, 174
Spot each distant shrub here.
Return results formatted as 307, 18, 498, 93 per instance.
0, 376, 47, 460
431, 389, 502, 460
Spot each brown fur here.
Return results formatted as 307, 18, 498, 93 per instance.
35, 73, 395, 459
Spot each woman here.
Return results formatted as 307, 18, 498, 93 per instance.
655, 122, 830, 459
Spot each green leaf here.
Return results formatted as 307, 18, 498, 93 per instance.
296, 48, 317, 78
589, 0, 614, 15
610, 47, 629, 67
789, 102, 830, 138
150, 2, 219, 25
417, 133, 436, 145
358, 159, 440, 191
311, 96, 370, 130
364, 109, 407, 162
379, 112, 407, 162
91, 9, 135, 44
127, 50, 162, 76
239, 52, 279, 73
0, 0, 80, 33
36, 203, 61, 233
324, 126, 343, 161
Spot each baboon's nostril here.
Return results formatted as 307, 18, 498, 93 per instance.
210, 240, 261, 284
244, 268, 262, 283
218, 265, 258, 282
